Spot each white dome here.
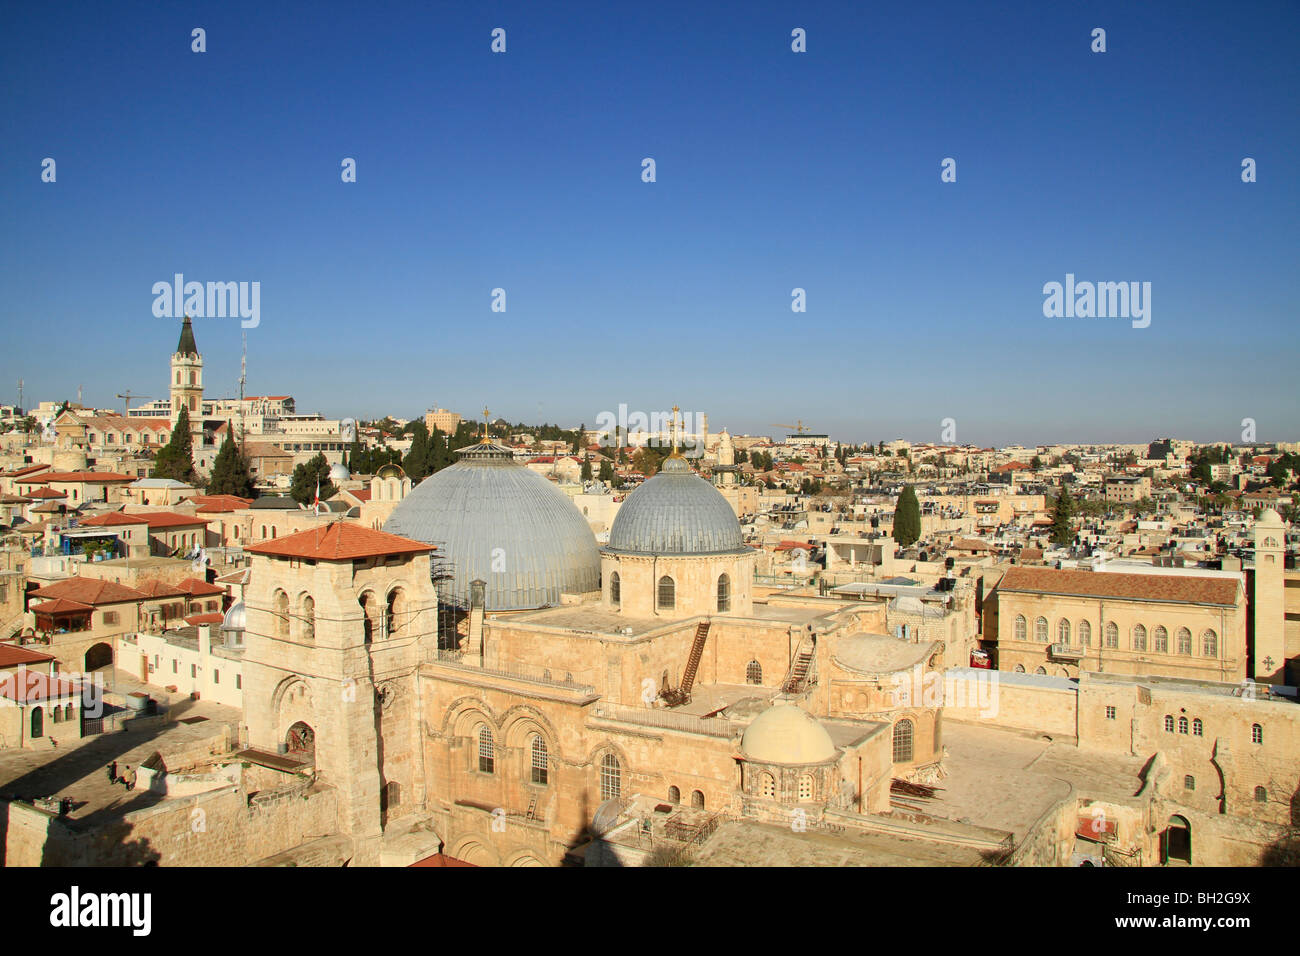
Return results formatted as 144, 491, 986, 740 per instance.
1258, 508, 1283, 526
741, 704, 837, 765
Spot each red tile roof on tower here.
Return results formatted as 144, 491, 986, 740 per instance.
31, 577, 147, 605
246, 521, 434, 561
996, 566, 1240, 607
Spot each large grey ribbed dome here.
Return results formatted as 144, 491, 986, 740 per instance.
384, 441, 600, 611
606, 456, 748, 555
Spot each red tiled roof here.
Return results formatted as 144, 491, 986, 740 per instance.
0, 643, 56, 668
247, 521, 433, 561
176, 577, 224, 596
996, 566, 1240, 607
31, 577, 146, 606
185, 613, 225, 625
134, 580, 187, 598
141, 512, 208, 529
409, 852, 477, 868
0, 670, 82, 704
31, 597, 95, 615
1, 465, 50, 479
189, 494, 253, 513
26, 487, 66, 499
350, 488, 372, 502
79, 512, 150, 527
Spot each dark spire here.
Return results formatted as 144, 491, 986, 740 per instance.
176, 315, 198, 356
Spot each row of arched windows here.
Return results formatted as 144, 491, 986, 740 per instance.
1165, 715, 1264, 744
1014, 615, 1219, 657
756, 772, 814, 801
28, 704, 76, 738
271, 586, 407, 644
609, 572, 732, 612
666, 786, 707, 808
473, 725, 623, 799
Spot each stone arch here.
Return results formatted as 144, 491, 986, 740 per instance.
506, 850, 546, 867
358, 590, 377, 643
451, 838, 498, 867
443, 698, 501, 739
501, 704, 562, 758
84, 642, 113, 671
386, 585, 408, 637
272, 676, 315, 746
273, 589, 290, 639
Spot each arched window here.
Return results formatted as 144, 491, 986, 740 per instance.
530, 735, 548, 786
1057, 619, 1070, 645
656, 576, 675, 611
63, 703, 73, 721
1014, 615, 1027, 641
893, 718, 914, 762
1176, 627, 1192, 655
1201, 629, 1218, 657
30, 707, 43, 739
798, 774, 813, 801
1014, 664, 1025, 673
1079, 620, 1091, 646
1178, 716, 1188, 735
759, 772, 776, 798
1164, 714, 1175, 732
1251, 723, 1262, 744
1184, 775, 1195, 791
610, 571, 620, 608
274, 590, 289, 639
1034, 617, 1048, 643
1192, 718, 1202, 737
1154, 626, 1168, 653
301, 594, 315, 643
599, 753, 621, 801
386, 588, 405, 637
691, 790, 705, 809
1255, 786, 1267, 802
1034, 666, 1046, 675
1104, 622, 1119, 649
716, 574, 731, 613
52, 706, 61, 724
1132, 624, 1147, 652
477, 725, 495, 774
359, 593, 374, 644
746, 660, 762, 685
668, 786, 680, 804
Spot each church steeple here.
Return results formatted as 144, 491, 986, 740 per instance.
176, 315, 198, 356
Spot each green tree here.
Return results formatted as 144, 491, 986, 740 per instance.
1049, 485, 1076, 547
1030, 455, 1043, 471
208, 430, 255, 497
581, 457, 593, 481
290, 453, 336, 505
404, 421, 431, 481
152, 407, 197, 484
598, 459, 614, 483
892, 485, 921, 548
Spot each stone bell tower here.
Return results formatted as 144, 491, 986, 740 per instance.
243, 522, 439, 865
170, 315, 204, 426
1252, 509, 1286, 684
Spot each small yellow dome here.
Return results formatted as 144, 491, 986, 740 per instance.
741, 704, 837, 765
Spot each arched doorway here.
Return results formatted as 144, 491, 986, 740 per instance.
286, 721, 315, 758
1163, 814, 1191, 865
84, 642, 113, 671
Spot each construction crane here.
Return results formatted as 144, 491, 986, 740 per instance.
770, 420, 811, 435
116, 391, 152, 415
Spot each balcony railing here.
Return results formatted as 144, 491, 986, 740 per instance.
1048, 642, 1084, 661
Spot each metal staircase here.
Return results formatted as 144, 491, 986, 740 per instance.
662, 620, 711, 706
782, 637, 817, 694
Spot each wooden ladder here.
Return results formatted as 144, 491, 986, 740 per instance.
678, 621, 711, 699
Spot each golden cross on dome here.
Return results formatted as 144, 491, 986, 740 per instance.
482, 407, 490, 441
670, 405, 682, 456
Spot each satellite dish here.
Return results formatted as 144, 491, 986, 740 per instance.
590, 798, 625, 836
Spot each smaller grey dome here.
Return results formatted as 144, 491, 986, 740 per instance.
221, 600, 246, 632
606, 455, 748, 556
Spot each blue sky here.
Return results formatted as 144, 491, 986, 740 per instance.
2, 0, 1297, 446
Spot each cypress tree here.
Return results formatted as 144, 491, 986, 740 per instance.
1050, 485, 1076, 547
893, 484, 921, 547
153, 407, 197, 484
208, 429, 254, 497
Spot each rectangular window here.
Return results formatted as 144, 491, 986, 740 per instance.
1105, 706, 1116, 720
191, 664, 196, 678
213, 670, 219, 684
172, 659, 177, 674
235, 674, 241, 690
103, 611, 119, 625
